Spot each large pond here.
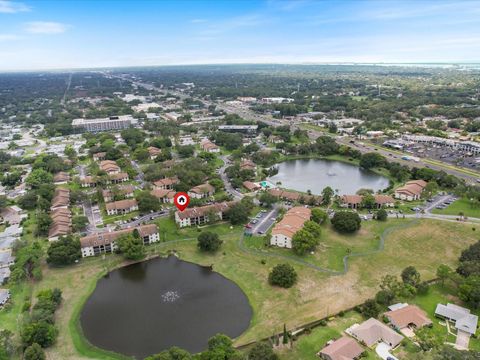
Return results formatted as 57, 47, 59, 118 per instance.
268, 159, 390, 195
80, 256, 252, 359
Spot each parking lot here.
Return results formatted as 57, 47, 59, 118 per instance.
245, 208, 278, 235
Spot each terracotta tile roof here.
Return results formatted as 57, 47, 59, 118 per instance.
341, 195, 363, 205
176, 202, 233, 220
319, 336, 364, 360
48, 223, 71, 238
109, 172, 129, 181
102, 185, 135, 199
100, 160, 120, 173
271, 206, 311, 238
80, 176, 96, 184
189, 183, 215, 194
53, 172, 70, 183
151, 188, 175, 199
374, 195, 395, 204
385, 305, 432, 329
243, 181, 260, 191
395, 180, 427, 196
153, 177, 179, 187
147, 146, 161, 156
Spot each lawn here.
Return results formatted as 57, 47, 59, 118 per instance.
277, 311, 376, 360
6, 217, 478, 359
432, 197, 480, 219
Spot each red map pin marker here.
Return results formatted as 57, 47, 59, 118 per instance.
174, 192, 190, 212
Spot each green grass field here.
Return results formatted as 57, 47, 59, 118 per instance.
432, 198, 480, 218
2, 217, 478, 359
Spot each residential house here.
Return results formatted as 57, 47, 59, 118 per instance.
188, 183, 215, 199
270, 206, 311, 248
151, 188, 175, 203
243, 181, 261, 192
385, 304, 432, 332
102, 185, 135, 203
0, 289, 10, 307
80, 224, 160, 257
268, 135, 284, 144
341, 195, 363, 209
109, 172, 129, 184
53, 171, 70, 185
48, 189, 72, 241
80, 176, 97, 188
175, 202, 233, 227
93, 152, 106, 161
395, 180, 428, 201
201, 139, 220, 153
435, 303, 478, 336
50, 188, 70, 211
0, 205, 26, 225
348, 318, 403, 348
240, 159, 256, 172
147, 146, 161, 160
318, 336, 364, 360
105, 199, 138, 215
154, 177, 179, 190
100, 160, 121, 174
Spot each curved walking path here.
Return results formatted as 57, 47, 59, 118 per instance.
237, 219, 421, 275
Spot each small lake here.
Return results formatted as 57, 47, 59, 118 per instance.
80, 256, 252, 359
268, 158, 390, 195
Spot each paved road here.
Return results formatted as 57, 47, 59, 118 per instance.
119, 210, 169, 229
131, 160, 145, 188
218, 155, 243, 200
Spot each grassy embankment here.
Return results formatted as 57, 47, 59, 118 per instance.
11, 217, 474, 359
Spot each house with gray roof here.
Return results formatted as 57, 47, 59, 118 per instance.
0, 289, 10, 306
435, 303, 478, 335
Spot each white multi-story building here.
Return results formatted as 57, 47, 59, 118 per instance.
72, 115, 136, 132
80, 224, 160, 257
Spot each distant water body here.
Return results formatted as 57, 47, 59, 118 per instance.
268, 159, 390, 195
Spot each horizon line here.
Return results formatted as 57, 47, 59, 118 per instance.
1, 61, 480, 73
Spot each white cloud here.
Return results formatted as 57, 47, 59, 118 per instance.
0, 0, 30, 13
0, 34, 21, 41
24, 21, 69, 34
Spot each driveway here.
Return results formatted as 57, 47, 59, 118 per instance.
455, 330, 470, 350
376, 342, 398, 360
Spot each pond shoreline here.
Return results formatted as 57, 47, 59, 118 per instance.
76, 254, 253, 359
267, 156, 391, 195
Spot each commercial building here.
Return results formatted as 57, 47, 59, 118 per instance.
217, 125, 258, 135
72, 115, 136, 132
270, 206, 311, 249
80, 224, 160, 257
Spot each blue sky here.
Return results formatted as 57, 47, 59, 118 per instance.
0, 0, 479, 70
